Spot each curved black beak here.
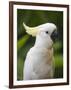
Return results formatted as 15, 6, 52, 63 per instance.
51, 30, 58, 42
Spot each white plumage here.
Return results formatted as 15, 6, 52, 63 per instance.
23, 23, 57, 80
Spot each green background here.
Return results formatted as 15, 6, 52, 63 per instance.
17, 9, 63, 80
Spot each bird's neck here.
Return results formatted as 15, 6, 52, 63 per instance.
34, 35, 53, 49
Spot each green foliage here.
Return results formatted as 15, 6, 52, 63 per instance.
17, 35, 30, 51
54, 55, 63, 78
17, 58, 24, 80
17, 9, 63, 80
53, 41, 63, 78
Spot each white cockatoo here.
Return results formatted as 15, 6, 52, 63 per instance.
23, 22, 57, 80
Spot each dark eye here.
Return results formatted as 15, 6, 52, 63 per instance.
46, 31, 48, 34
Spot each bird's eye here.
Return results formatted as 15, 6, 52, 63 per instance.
46, 31, 48, 34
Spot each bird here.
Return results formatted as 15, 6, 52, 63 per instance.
23, 22, 57, 80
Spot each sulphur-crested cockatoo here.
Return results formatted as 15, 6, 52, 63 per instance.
23, 22, 57, 80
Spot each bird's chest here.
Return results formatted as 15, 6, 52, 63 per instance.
32, 47, 53, 63
30, 48, 53, 79
31, 47, 53, 70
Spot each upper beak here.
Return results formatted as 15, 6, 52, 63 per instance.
51, 30, 58, 42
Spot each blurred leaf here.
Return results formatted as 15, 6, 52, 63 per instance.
53, 41, 63, 54
54, 55, 63, 68
53, 55, 63, 78
17, 35, 30, 51
54, 42, 62, 49
17, 58, 24, 80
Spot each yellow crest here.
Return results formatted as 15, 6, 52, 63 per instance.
23, 23, 38, 36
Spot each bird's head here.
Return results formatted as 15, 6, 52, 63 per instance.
23, 22, 57, 42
